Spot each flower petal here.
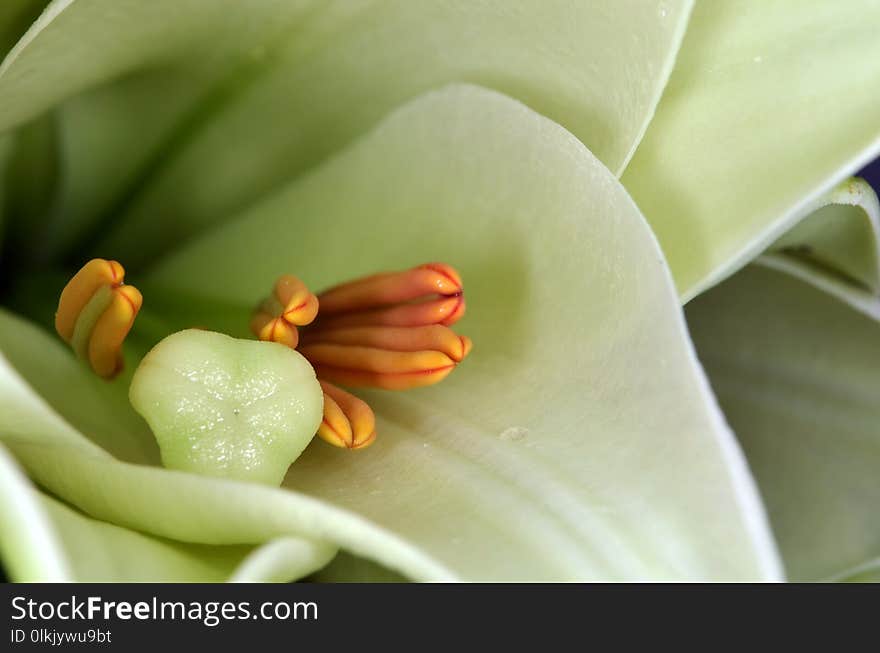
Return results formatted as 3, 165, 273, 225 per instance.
767, 177, 880, 302
622, 0, 880, 299
0, 308, 158, 463
686, 263, 880, 581
0, 442, 69, 581
0, 0, 692, 263
1, 441, 335, 582
135, 85, 779, 580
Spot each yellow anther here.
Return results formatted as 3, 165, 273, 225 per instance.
250, 275, 319, 349
317, 381, 376, 450
250, 263, 471, 450
55, 259, 142, 379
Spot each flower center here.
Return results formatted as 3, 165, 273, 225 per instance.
54, 259, 472, 452
251, 263, 472, 450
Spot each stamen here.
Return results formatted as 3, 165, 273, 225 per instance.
301, 325, 472, 362
299, 343, 458, 390
250, 274, 319, 349
317, 263, 462, 315
251, 263, 471, 450
313, 295, 465, 329
317, 381, 376, 450
55, 258, 142, 379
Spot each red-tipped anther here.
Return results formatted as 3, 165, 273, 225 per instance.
251, 263, 471, 450
299, 344, 459, 390
317, 263, 462, 315
317, 381, 376, 450
312, 294, 465, 330
55, 258, 142, 379
301, 325, 472, 362
250, 275, 319, 349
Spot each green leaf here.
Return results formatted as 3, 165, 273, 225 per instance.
115, 84, 776, 580
622, 0, 880, 300
0, 0, 693, 264
686, 263, 880, 581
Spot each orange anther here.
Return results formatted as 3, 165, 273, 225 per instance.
251, 275, 318, 348
55, 258, 141, 379
301, 324, 472, 362
314, 294, 466, 330
299, 343, 457, 390
317, 381, 376, 450
318, 263, 462, 315
88, 285, 142, 378
275, 275, 319, 325
250, 263, 470, 450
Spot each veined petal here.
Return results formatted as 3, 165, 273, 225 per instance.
622, 0, 880, 300
0, 0, 692, 264
136, 85, 780, 580
686, 264, 880, 582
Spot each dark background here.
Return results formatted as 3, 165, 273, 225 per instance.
860, 156, 880, 193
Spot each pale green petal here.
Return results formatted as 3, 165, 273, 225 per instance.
42, 496, 337, 582
767, 177, 880, 305
0, 343, 457, 580
38, 494, 252, 582
622, 0, 880, 300
1, 439, 334, 581
0, 442, 69, 581
135, 84, 778, 580
686, 264, 880, 582
0, 308, 158, 463
0, 0, 692, 263
229, 538, 337, 583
